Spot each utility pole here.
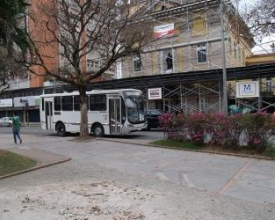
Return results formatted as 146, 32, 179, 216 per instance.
220, 0, 228, 115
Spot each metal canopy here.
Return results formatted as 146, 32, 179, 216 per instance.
83, 63, 275, 91
3, 63, 272, 95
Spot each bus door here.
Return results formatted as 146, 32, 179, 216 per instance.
109, 96, 122, 134
44, 98, 53, 130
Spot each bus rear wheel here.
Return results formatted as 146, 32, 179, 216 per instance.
92, 123, 104, 137
56, 122, 66, 137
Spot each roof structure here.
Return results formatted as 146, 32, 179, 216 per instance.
83, 63, 275, 90
1, 63, 275, 98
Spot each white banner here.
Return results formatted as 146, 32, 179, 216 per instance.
148, 88, 162, 100
154, 23, 175, 39
236, 81, 259, 98
0, 99, 13, 108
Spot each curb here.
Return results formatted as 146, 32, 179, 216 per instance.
98, 138, 275, 161
0, 155, 71, 180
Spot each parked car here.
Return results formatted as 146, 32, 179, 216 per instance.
144, 109, 164, 130
0, 117, 12, 127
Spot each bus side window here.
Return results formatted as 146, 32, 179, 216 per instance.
42, 98, 44, 111
54, 97, 61, 111
90, 94, 106, 111
62, 96, 73, 111
74, 96, 80, 111
74, 96, 88, 111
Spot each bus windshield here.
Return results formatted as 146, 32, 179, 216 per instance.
123, 91, 145, 124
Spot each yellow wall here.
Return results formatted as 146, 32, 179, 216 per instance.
246, 54, 275, 65
191, 11, 207, 36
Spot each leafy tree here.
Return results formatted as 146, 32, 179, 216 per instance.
242, 0, 275, 39
25, 0, 152, 136
0, 0, 30, 92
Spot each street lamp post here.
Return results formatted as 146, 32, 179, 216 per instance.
221, 0, 228, 115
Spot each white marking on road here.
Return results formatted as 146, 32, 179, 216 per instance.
181, 173, 194, 188
18, 146, 30, 150
155, 172, 169, 181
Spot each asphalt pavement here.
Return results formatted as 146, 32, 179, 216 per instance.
0, 129, 275, 219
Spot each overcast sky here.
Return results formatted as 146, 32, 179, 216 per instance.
236, 0, 274, 54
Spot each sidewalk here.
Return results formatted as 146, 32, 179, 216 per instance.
0, 134, 152, 180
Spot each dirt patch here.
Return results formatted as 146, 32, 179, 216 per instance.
0, 181, 159, 219
0, 150, 6, 156
70, 136, 97, 142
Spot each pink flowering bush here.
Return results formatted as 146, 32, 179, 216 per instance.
205, 113, 245, 149
184, 112, 207, 144
241, 112, 275, 153
159, 111, 275, 153
158, 112, 185, 140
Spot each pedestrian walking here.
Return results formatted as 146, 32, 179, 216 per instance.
11, 112, 22, 144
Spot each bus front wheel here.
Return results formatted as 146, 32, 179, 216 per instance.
56, 122, 66, 137
92, 123, 104, 137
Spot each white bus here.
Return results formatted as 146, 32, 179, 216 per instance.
40, 89, 147, 136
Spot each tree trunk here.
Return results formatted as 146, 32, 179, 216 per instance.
79, 86, 89, 137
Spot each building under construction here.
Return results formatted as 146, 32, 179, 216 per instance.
119, 0, 256, 112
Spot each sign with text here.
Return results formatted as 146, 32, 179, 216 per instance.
148, 88, 162, 100
14, 96, 37, 107
0, 99, 12, 108
236, 81, 259, 98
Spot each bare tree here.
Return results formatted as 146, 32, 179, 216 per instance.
242, 0, 275, 40
25, 0, 152, 136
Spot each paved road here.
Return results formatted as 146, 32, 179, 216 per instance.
0, 125, 165, 140
0, 129, 275, 219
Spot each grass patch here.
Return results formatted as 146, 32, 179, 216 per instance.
150, 139, 202, 150
0, 150, 37, 177
150, 139, 275, 160
262, 146, 275, 159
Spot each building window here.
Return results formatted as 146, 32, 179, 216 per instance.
133, 54, 141, 71
266, 79, 273, 92
87, 59, 101, 69
161, 5, 166, 10
197, 43, 207, 63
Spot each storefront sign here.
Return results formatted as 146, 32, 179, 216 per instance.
236, 81, 259, 98
0, 99, 13, 107
148, 88, 162, 100
14, 96, 36, 107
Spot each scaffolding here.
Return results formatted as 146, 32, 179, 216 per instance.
120, 0, 256, 113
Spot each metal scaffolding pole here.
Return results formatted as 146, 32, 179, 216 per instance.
220, 0, 228, 115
